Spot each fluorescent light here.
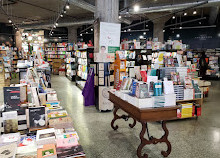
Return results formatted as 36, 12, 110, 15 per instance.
193, 10, 197, 14
134, 5, 140, 12
64, 10, 67, 14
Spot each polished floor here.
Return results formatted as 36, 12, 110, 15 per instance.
51, 76, 220, 158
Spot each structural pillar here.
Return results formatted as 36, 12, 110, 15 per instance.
146, 13, 171, 42
94, 0, 119, 53
15, 29, 23, 48
68, 26, 77, 43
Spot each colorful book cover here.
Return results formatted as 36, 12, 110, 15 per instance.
56, 136, 79, 148
47, 110, 68, 119
37, 144, 57, 158
19, 135, 36, 147
4, 87, 20, 111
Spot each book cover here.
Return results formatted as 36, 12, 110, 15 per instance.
3, 87, 20, 111
1, 132, 20, 144
36, 128, 56, 146
56, 136, 79, 148
56, 145, 85, 158
37, 144, 57, 158
2, 111, 18, 134
48, 117, 73, 129
0, 142, 17, 158
28, 107, 46, 129
47, 110, 68, 119
18, 135, 36, 147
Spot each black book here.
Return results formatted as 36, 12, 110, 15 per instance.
4, 87, 20, 111
28, 107, 46, 129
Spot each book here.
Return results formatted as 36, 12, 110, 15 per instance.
46, 102, 61, 110
56, 136, 79, 148
49, 117, 73, 129
56, 145, 85, 158
0, 132, 20, 144
28, 107, 46, 129
37, 144, 57, 158
36, 128, 56, 146
47, 110, 68, 119
184, 76, 193, 89
2, 111, 18, 134
136, 82, 150, 98
0, 142, 17, 158
163, 81, 174, 95
18, 135, 36, 147
3, 87, 20, 111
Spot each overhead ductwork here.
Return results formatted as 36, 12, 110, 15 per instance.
209, 6, 219, 25
126, 0, 220, 14
65, 0, 95, 13
20, 19, 94, 29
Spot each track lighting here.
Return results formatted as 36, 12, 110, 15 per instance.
172, 15, 175, 19
54, 25, 56, 28
184, 12, 187, 16
64, 9, 67, 14
8, 19, 12, 23
55, 23, 58, 26
193, 10, 197, 15
180, 26, 182, 29
163, 30, 165, 32
91, 28, 93, 31
66, 3, 70, 9
60, 14, 63, 17
134, 5, 140, 12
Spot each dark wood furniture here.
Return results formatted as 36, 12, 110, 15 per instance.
109, 92, 180, 158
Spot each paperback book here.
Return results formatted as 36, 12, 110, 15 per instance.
37, 144, 57, 158
56, 145, 85, 158
3, 87, 20, 111
0, 142, 17, 158
2, 111, 18, 134
28, 107, 46, 129
36, 128, 56, 146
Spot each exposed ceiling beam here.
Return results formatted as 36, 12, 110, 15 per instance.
66, 0, 95, 13
20, 19, 94, 29
171, 25, 216, 30
125, 0, 220, 14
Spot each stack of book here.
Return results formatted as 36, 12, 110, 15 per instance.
0, 67, 86, 158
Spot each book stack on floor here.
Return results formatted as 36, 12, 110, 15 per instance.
0, 67, 86, 158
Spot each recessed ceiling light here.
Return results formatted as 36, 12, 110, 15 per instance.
199, 22, 202, 24
193, 10, 197, 15
134, 5, 140, 12
86, 32, 88, 34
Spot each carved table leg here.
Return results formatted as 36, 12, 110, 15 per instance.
160, 120, 171, 157
111, 106, 120, 130
137, 121, 171, 158
111, 106, 137, 130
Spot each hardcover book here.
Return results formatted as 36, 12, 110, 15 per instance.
3, 87, 20, 111
37, 144, 57, 158
28, 107, 46, 129
56, 145, 85, 158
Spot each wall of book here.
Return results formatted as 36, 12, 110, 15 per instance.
0, 67, 86, 157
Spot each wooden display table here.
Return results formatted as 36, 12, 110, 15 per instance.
109, 92, 180, 158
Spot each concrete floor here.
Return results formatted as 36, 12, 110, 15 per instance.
51, 75, 220, 158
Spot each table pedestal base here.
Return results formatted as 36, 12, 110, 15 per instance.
137, 121, 171, 158
111, 107, 171, 158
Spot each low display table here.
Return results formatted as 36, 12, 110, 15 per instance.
109, 92, 180, 158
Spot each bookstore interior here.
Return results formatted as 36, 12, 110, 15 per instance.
0, 0, 220, 158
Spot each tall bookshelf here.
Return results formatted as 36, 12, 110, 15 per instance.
44, 43, 67, 62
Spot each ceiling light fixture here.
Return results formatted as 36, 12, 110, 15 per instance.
199, 22, 202, 24
80, 34, 82, 36
143, 32, 146, 35
128, 28, 131, 31
163, 30, 165, 32
66, 4, 70, 9
124, 30, 127, 32
54, 25, 56, 28
193, 10, 197, 15
91, 28, 93, 31
134, 5, 140, 12
180, 26, 182, 29
8, 19, 12, 23
176, 34, 180, 38
59, 37, 61, 39
139, 35, 144, 39
86, 32, 88, 34
60, 14, 63, 17
119, 16, 121, 19
172, 15, 175, 19
184, 12, 187, 16
64, 9, 67, 14
55, 23, 58, 26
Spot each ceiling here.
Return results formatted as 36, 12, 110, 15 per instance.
0, 0, 219, 30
